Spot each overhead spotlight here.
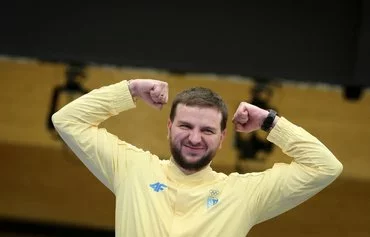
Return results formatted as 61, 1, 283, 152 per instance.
46, 63, 89, 134
233, 79, 278, 172
343, 85, 364, 101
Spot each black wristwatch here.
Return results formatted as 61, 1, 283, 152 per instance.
261, 109, 277, 132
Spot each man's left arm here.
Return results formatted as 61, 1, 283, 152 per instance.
231, 102, 343, 224
253, 116, 343, 224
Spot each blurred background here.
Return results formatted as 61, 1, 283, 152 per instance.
0, 1, 369, 236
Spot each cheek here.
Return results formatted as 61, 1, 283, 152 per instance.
208, 137, 223, 148
170, 130, 188, 143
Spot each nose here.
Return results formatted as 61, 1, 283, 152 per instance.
188, 130, 202, 145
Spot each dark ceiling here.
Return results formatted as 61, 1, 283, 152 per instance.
0, 1, 368, 88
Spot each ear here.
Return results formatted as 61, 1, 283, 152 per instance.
167, 119, 173, 139
218, 129, 227, 149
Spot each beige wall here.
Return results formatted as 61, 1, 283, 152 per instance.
1, 57, 369, 236
1, 58, 369, 179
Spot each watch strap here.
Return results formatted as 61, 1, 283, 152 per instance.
261, 109, 277, 132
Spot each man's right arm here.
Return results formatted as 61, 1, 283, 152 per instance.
52, 79, 168, 193
52, 80, 137, 193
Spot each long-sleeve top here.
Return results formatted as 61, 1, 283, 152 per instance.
52, 80, 343, 237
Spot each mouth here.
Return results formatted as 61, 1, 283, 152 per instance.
182, 144, 206, 156
183, 144, 205, 150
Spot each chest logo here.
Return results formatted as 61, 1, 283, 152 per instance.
207, 189, 220, 208
150, 182, 167, 192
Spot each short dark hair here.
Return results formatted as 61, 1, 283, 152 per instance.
169, 87, 228, 131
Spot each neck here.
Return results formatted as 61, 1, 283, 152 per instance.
179, 166, 197, 175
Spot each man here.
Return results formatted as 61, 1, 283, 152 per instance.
52, 79, 343, 237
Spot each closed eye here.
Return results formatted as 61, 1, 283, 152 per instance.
202, 129, 215, 135
179, 124, 192, 129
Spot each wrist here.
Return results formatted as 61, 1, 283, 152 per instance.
259, 110, 269, 126
128, 80, 138, 98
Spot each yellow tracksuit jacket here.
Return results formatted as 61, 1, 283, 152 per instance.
52, 80, 343, 237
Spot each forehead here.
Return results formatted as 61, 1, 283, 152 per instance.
174, 104, 222, 127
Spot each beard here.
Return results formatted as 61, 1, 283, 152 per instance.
169, 139, 217, 172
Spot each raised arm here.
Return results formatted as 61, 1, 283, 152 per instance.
232, 102, 343, 224
51, 79, 168, 193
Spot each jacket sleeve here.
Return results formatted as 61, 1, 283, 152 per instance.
252, 117, 343, 224
51, 80, 139, 193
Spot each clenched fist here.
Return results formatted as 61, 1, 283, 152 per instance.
128, 79, 169, 110
232, 102, 278, 133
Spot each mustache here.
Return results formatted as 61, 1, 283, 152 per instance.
182, 141, 207, 149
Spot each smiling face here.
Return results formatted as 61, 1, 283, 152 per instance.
168, 104, 226, 174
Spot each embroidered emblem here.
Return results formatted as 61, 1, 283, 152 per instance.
150, 182, 167, 192
207, 189, 220, 208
